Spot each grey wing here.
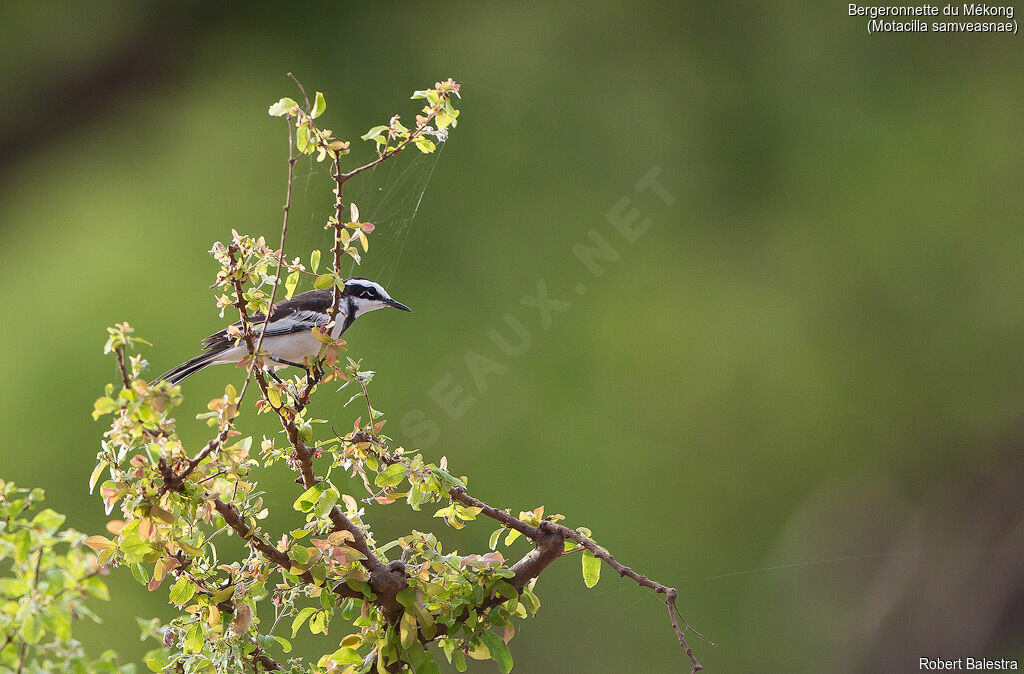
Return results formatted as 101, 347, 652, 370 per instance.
201, 289, 333, 351
260, 309, 330, 337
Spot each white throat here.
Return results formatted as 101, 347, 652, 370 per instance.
349, 296, 387, 319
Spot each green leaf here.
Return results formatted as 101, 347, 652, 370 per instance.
212, 586, 234, 603
184, 623, 203, 653
119, 532, 151, 563
480, 631, 513, 674
313, 485, 339, 518
291, 607, 316, 637
0, 578, 29, 597
284, 270, 300, 300
92, 396, 118, 420
311, 561, 327, 586
273, 636, 292, 653
495, 581, 518, 600
89, 461, 107, 494
361, 125, 389, 141
520, 589, 540, 614
31, 507, 65, 532
400, 610, 417, 649
310, 249, 321, 273
293, 483, 325, 512
395, 587, 416, 607
488, 528, 502, 550
325, 647, 362, 665
297, 123, 314, 154
309, 609, 327, 634
582, 551, 600, 588
22, 614, 42, 644
85, 577, 110, 601
131, 562, 150, 585
290, 545, 310, 565
433, 466, 465, 489
375, 463, 406, 488
414, 136, 437, 154
414, 606, 436, 640
268, 97, 298, 117
312, 91, 327, 119
313, 274, 335, 290
169, 577, 196, 606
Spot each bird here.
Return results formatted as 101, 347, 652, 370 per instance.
157, 278, 411, 384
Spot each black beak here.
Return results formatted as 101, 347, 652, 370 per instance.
386, 298, 412, 312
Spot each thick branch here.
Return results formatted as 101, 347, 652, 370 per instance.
210, 497, 311, 582
286, 430, 407, 620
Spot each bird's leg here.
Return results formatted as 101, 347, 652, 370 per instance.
269, 358, 307, 370
268, 370, 285, 385
268, 358, 310, 398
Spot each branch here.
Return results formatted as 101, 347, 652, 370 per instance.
221, 254, 389, 583
165, 232, 287, 490
210, 161, 406, 621
339, 112, 438, 182
449, 487, 540, 542
166, 428, 229, 491
285, 421, 408, 620
328, 154, 346, 322
167, 555, 284, 672
335, 412, 709, 668
448, 485, 712, 672
314, 108, 437, 322
251, 115, 296, 373
113, 346, 131, 389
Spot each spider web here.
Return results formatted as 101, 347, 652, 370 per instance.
283, 141, 445, 431
287, 143, 445, 291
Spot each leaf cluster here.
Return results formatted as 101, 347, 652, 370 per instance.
0, 481, 138, 673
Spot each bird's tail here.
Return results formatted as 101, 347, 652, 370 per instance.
157, 352, 220, 385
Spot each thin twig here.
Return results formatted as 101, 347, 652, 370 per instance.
286, 72, 310, 111
15, 548, 45, 673
340, 112, 438, 181
251, 115, 296, 378
358, 378, 375, 430
114, 346, 131, 389
328, 153, 346, 322
448, 483, 710, 670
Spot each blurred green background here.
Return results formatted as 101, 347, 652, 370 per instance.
2, 2, 1024, 671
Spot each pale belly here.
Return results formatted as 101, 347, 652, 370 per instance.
207, 331, 324, 369
262, 331, 323, 364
